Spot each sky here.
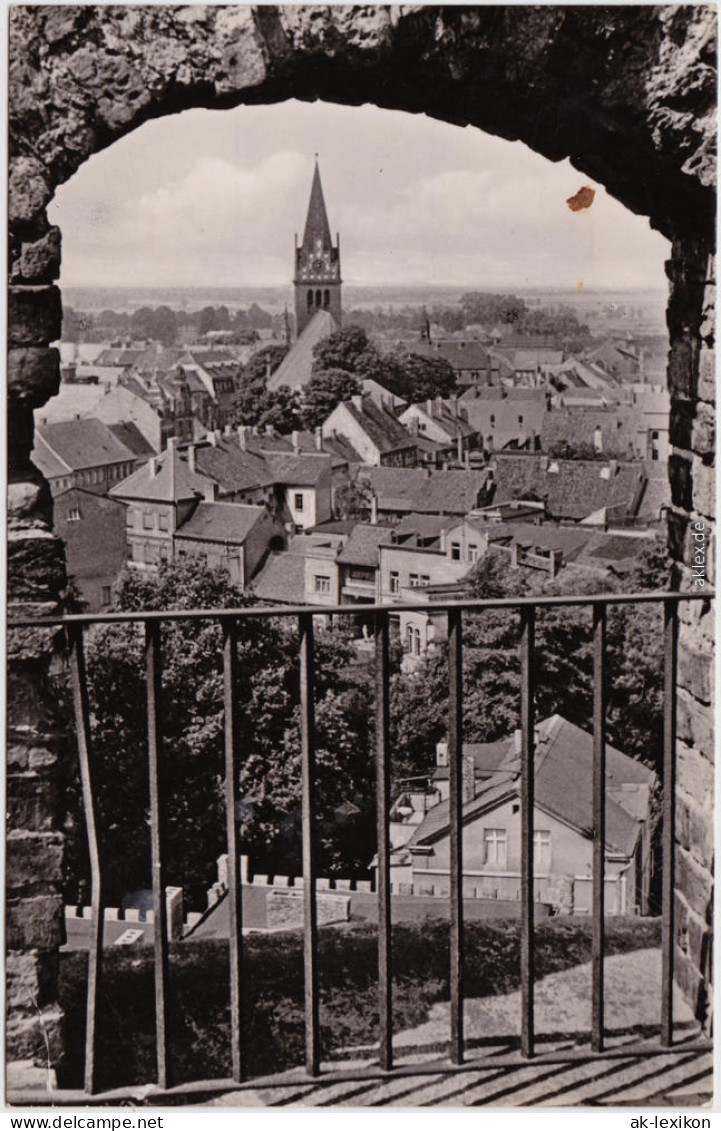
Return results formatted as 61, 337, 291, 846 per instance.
50, 98, 670, 291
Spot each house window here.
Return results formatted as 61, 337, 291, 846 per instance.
126, 543, 134, 560
518, 415, 524, 425
314, 575, 331, 594
406, 625, 421, 655
483, 828, 507, 868
534, 830, 552, 870
389, 571, 400, 594
159, 512, 169, 532
468, 544, 478, 563
420, 574, 430, 586
450, 542, 461, 561
294, 493, 304, 511
101, 586, 111, 606
409, 573, 420, 587
67, 506, 81, 522
490, 415, 496, 427
126, 509, 134, 527
143, 511, 153, 530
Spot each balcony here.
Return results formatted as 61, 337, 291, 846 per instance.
7, 590, 714, 1106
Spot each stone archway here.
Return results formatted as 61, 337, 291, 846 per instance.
7, 5, 716, 1080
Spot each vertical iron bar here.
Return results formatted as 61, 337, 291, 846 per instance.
448, 608, 464, 1065
299, 614, 320, 1076
520, 606, 535, 1059
661, 598, 678, 1046
67, 624, 104, 1096
375, 611, 393, 1071
146, 621, 170, 1089
223, 618, 244, 1082
592, 602, 607, 1053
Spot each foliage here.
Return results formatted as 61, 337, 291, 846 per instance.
301, 368, 362, 429
77, 561, 376, 907
546, 439, 609, 461
234, 345, 300, 432
311, 325, 457, 405
333, 478, 374, 520
58, 915, 660, 1089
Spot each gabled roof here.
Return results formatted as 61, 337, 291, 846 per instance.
485, 522, 593, 558
94, 348, 148, 367
193, 440, 274, 493
109, 447, 211, 503
358, 467, 491, 515
410, 715, 654, 857
337, 524, 389, 566
404, 340, 490, 370
249, 552, 308, 605
264, 452, 331, 487
491, 455, 645, 521
35, 418, 137, 473
338, 397, 415, 455
175, 502, 266, 544
362, 379, 407, 411
267, 310, 337, 392
106, 422, 157, 460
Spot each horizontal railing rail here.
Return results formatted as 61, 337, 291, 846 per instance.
7, 589, 714, 1100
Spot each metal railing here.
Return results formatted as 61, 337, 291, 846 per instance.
8, 589, 714, 1102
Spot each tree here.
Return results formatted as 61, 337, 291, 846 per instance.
311, 325, 376, 376
390, 351, 457, 401
301, 368, 362, 430
244, 344, 289, 383
76, 560, 377, 907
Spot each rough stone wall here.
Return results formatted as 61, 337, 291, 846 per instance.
666, 241, 715, 1024
6, 4, 716, 1084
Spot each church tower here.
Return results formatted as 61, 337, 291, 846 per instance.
294, 159, 342, 338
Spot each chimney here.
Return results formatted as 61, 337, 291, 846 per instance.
237, 426, 249, 452
148, 457, 158, 479
435, 395, 443, 418
436, 741, 448, 767
207, 430, 217, 447
511, 541, 520, 568
351, 394, 363, 411
315, 426, 323, 452
462, 754, 476, 803
451, 397, 460, 418
224, 423, 232, 436
370, 493, 378, 525
292, 430, 300, 453
167, 437, 177, 452
439, 528, 447, 553
456, 434, 463, 463
204, 482, 218, 503
464, 449, 471, 470
408, 415, 419, 437
187, 445, 196, 472
426, 399, 434, 417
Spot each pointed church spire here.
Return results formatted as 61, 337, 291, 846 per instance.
301, 158, 333, 255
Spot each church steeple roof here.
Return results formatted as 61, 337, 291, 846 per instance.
300, 159, 333, 254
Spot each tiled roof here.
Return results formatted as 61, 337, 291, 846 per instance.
341, 397, 415, 455
109, 448, 211, 502
485, 522, 593, 558
411, 715, 653, 857
175, 502, 266, 544
249, 552, 308, 604
34, 385, 105, 427
361, 379, 407, 411
106, 422, 157, 459
337, 524, 389, 566
35, 418, 137, 472
402, 340, 491, 370
432, 740, 512, 781
94, 348, 148, 367
491, 456, 645, 521
193, 440, 275, 492
267, 310, 337, 392
358, 467, 490, 515
264, 452, 331, 487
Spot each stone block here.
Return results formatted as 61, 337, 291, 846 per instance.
676, 788, 714, 872
677, 742, 714, 807
691, 457, 715, 518
7, 530, 67, 602
6, 896, 64, 950
6, 832, 64, 887
6, 772, 59, 832
8, 157, 52, 226
675, 689, 714, 759
698, 349, 715, 403
316, 878, 331, 890
356, 881, 372, 893
676, 640, 712, 704
667, 339, 699, 399
6, 1059, 57, 1094
7, 348, 60, 407
8, 286, 62, 347
335, 879, 352, 891
675, 845, 713, 920
272, 875, 290, 887
253, 874, 270, 886
6, 952, 57, 1011
668, 452, 692, 511
18, 227, 61, 283
673, 950, 705, 1025
6, 1006, 63, 1064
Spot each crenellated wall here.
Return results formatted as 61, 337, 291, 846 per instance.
7, 5, 716, 1085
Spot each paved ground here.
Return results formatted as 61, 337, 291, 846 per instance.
207, 951, 713, 1109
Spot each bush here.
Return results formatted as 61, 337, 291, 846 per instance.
58, 916, 660, 1091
